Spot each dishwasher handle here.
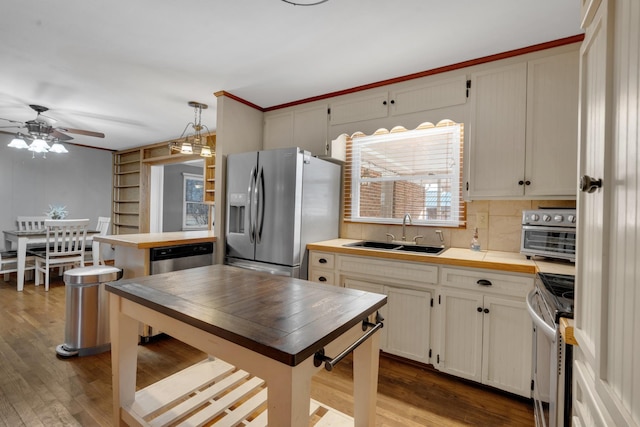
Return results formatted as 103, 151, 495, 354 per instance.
149, 242, 214, 262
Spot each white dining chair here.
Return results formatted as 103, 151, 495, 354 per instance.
16, 216, 47, 231
85, 216, 111, 265
30, 219, 90, 291
0, 250, 35, 282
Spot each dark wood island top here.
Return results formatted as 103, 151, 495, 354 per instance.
105, 264, 387, 366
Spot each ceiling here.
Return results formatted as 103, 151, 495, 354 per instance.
0, 0, 583, 152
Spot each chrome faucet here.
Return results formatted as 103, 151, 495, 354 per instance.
402, 213, 412, 241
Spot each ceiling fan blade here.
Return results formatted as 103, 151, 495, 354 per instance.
55, 127, 105, 138
0, 117, 24, 125
51, 130, 74, 141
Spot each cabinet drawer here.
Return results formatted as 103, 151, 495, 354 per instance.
441, 267, 533, 297
338, 255, 438, 287
309, 269, 336, 286
309, 252, 335, 269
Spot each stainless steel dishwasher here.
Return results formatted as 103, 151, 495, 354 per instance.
141, 242, 214, 341
149, 242, 214, 274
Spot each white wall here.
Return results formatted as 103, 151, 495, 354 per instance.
0, 134, 113, 251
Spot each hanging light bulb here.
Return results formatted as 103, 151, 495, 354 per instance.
8, 133, 29, 149
28, 138, 51, 153
49, 141, 69, 153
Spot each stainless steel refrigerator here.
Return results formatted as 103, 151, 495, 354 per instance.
225, 147, 341, 278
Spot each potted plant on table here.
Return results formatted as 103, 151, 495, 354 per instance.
45, 205, 68, 219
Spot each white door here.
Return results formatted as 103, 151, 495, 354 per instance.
385, 287, 431, 364
438, 289, 483, 382
481, 295, 533, 398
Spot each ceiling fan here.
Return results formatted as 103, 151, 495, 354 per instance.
0, 104, 105, 155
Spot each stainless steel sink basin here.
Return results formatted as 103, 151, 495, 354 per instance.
344, 241, 445, 255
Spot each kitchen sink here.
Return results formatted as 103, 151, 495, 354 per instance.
344, 241, 446, 255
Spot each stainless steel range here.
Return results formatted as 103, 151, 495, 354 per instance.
526, 272, 575, 427
521, 208, 576, 262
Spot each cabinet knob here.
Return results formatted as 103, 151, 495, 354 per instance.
318, 276, 327, 282
477, 279, 492, 287
525, 180, 531, 186
319, 258, 327, 264
390, 99, 395, 104
580, 175, 602, 193
518, 180, 524, 186
383, 100, 387, 106
484, 308, 490, 314
477, 307, 483, 312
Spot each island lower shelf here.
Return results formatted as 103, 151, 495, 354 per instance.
126, 357, 353, 427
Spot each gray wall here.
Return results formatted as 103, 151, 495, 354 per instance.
0, 134, 113, 251
162, 163, 203, 232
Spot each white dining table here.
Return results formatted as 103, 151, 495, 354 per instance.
3, 229, 99, 291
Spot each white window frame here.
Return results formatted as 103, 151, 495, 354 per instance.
349, 123, 463, 227
182, 173, 209, 230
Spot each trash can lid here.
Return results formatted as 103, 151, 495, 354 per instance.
63, 266, 124, 285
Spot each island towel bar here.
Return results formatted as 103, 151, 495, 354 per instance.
314, 315, 384, 372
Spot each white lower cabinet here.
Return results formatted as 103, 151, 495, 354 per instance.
436, 267, 534, 398
307, 250, 534, 397
344, 277, 431, 364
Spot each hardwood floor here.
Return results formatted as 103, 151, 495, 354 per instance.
0, 274, 534, 426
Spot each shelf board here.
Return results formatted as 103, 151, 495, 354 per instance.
114, 185, 140, 189
114, 170, 140, 176
114, 159, 140, 166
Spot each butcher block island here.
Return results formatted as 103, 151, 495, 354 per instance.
106, 264, 387, 427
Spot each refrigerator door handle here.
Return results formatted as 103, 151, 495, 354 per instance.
256, 167, 265, 244
249, 166, 257, 243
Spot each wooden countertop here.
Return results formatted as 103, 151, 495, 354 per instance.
105, 264, 387, 366
560, 317, 578, 346
95, 230, 216, 249
307, 238, 576, 275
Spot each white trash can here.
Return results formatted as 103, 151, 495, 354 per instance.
56, 265, 123, 357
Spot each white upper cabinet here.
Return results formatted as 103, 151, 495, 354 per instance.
467, 49, 580, 199
263, 104, 328, 156
328, 76, 467, 126
525, 51, 580, 197
467, 63, 528, 198
329, 92, 389, 126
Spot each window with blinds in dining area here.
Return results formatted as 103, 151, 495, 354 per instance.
343, 120, 465, 227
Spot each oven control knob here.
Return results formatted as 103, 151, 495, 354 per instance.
543, 214, 552, 222
554, 214, 564, 222
568, 215, 576, 223
530, 214, 539, 221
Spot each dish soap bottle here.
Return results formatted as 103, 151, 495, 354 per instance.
470, 228, 481, 251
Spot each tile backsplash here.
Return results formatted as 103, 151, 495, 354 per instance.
340, 200, 576, 253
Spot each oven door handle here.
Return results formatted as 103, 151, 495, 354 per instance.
526, 289, 557, 342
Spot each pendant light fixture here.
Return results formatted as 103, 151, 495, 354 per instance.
168, 101, 214, 158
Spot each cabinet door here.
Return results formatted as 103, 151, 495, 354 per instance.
525, 51, 579, 197
329, 92, 389, 125
481, 295, 532, 397
437, 289, 483, 382
293, 105, 328, 156
467, 63, 527, 198
344, 278, 388, 351
385, 287, 431, 364
263, 111, 294, 150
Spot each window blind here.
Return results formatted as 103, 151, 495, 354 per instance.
344, 121, 465, 227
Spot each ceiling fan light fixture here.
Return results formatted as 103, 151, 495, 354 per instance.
8, 134, 29, 149
28, 138, 50, 153
169, 101, 215, 158
49, 142, 69, 153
